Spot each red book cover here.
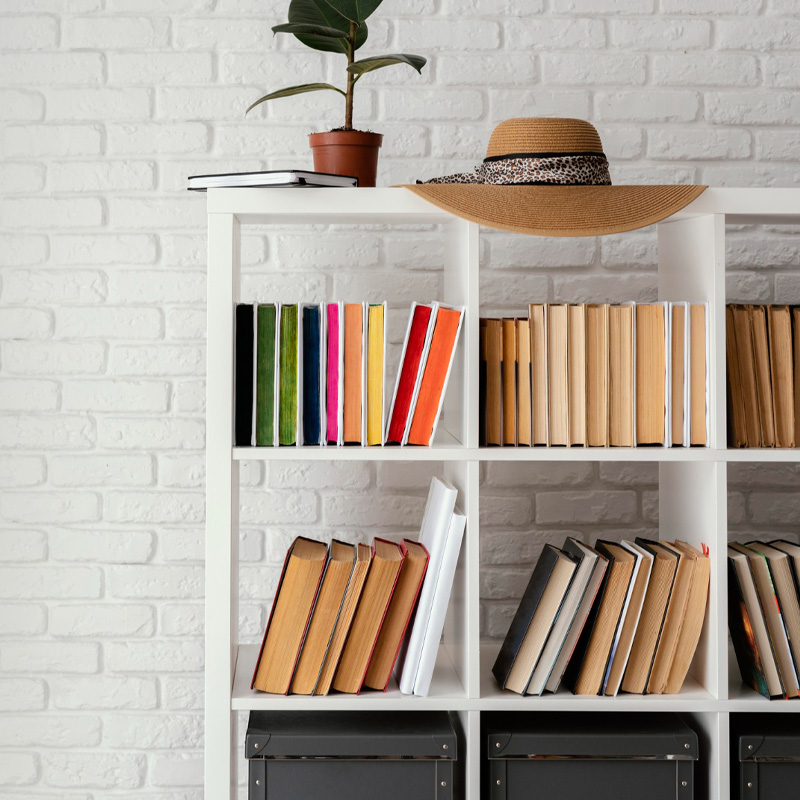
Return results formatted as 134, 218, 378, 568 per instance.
387, 304, 432, 443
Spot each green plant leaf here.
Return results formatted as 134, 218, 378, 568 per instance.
245, 83, 345, 116
322, 0, 383, 23
272, 22, 349, 39
347, 53, 427, 77
288, 0, 368, 53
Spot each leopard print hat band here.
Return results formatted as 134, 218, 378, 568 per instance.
419, 152, 612, 187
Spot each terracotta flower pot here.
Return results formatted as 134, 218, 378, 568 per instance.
308, 130, 383, 188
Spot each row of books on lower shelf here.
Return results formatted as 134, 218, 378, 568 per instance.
234, 301, 464, 447
251, 477, 464, 696
726, 304, 800, 448
493, 535, 710, 696
481, 301, 708, 447
728, 540, 800, 700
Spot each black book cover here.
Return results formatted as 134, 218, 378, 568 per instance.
728, 554, 772, 699
234, 303, 254, 446
492, 543, 563, 689
562, 540, 618, 693
303, 305, 321, 445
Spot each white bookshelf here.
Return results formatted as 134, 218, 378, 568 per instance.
205, 187, 800, 800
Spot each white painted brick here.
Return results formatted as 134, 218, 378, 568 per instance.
706, 92, 800, 126
728, 463, 800, 487
0, 235, 48, 266
334, 271, 439, 306
53, 676, 158, 710
775, 274, 800, 303
219, 51, 326, 87
553, 274, 656, 303
0, 456, 46, 487
43, 752, 145, 789
109, 270, 205, 305
4, 341, 106, 375
487, 233, 597, 269
491, 89, 591, 121
108, 123, 209, 155
397, 19, 499, 49
50, 530, 154, 565
151, 754, 203, 787
0, 642, 100, 673
240, 490, 317, 524
99, 418, 204, 450
51, 604, 155, 637
703, 163, 800, 188
0, 89, 44, 120
610, 19, 710, 50
110, 52, 213, 85
162, 604, 203, 636
49, 455, 154, 488
726, 272, 771, 303
0, 604, 46, 635
0, 380, 59, 412
267, 461, 370, 490
105, 490, 204, 523
653, 54, 759, 87
241, 272, 327, 304
110, 344, 205, 376
596, 91, 700, 122
109, 0, 214, 9
110, 565, 203, 599
109, 196, 206, 229
276, 233, 379, 270
164, 232, 265, 267
160, 529, 205, 561
663, 0, 760, 9
0, 715, 101, 748
481, 273, 549, 311
215, 124, 311, 157
717, 19, 800, 50
0, 753, 38, 786
2, 269, 106, 304
484, 461, 594, 486
481, 530, 576, 566
726, 237, 800, 268
1, 492, 100, 524
542, 54, 646, 86
4, 124, 102, 157
480, 494, 534, 527
536, 490, 637, 524
382, 88, 485, 122
3, 197, 104, 229
757, 130, 800, 161
551, 0, 653, 10
0, 415, 95, 450
750, 492, 800, 525
648, 128, 752, 160
0, 16, 57, 50
48, 88, 152, 121
176, 17, 275, 49
105, 713, 203, 749
376, 462, 442, 489
162, 676, 203, 710
765, 55, 800, 88
598, 462, 658, 485
57, 306, 163, 340
159, 454, 204, 488
64, 16, 170, 49
166, 308, 206, 340
0, 163, 46, 193
173, 379, 205, 413
505, 17, 605, 50
0, 531, 47, 562
106, 641, 204, 673
0, 679, 46, 711
157, 86, 262, 121
51, 161, 156, 193
728, 491, 747, 526
64, 379, 169, 412
481, 566, 539, 600
0, 307, 51, 339
0, 53, 104, 86
442, 0, 542, 11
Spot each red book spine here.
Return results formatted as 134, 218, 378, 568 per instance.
387, 305, 432, 443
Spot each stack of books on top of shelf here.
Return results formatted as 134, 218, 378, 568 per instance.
251, 477, 466, 697
726, 304, 800, 448
729, 540, 800, 700
493, 535, 710, 696
235, 302, 464, 447
481, 301, 709, 447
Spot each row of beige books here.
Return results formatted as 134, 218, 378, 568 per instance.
250, 477, 465, 697
480, 302, 709, 447
493, 535, 710, 696
726, 304, 800, 448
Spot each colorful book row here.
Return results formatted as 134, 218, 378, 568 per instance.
481, 301, 709, 447
234, 302, 464, 447
493, 535, 710, 696
250, 477, 465, 696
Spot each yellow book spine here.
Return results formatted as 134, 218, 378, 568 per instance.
367, 304, 384, 445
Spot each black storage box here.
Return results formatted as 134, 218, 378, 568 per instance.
245, 711, 457, 800
486, 713, 698, 800
739, 719, 800, 800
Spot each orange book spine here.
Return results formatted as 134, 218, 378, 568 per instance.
343, 303, 363, 444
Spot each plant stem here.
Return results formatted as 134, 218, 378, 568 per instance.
344, 20, 356, 131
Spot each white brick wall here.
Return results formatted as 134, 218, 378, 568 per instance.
1, 1, 799, 796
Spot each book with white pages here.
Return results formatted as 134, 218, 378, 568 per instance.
396, 475, 458, 695
187, 169, 357, 191
670, 302, 690, 447
402, 302, 440, 444
412, 508, 466, 697
603, 540, 654, 696
544, 544, 609, 693
525, 537, 600, 696
690, 300, 710, 447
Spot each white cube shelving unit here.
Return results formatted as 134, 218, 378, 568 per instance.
206, 187, 800, 800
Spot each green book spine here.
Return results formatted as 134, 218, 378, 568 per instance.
279, 304, 298, 445
255, 304, 276, 446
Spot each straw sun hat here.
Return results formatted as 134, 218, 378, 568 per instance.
404, 117, 706, 237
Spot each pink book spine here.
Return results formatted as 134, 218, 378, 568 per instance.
326, 303, 339, 443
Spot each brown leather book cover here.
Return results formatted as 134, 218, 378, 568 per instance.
751, 305, 775, 447
767, 305, 795, 447
343, 303, 363, 444
726, 305, 747, 447
732, 305, 761, 447
635, 303, 666, 445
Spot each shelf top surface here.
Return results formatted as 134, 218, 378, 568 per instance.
207, 186, 800, 225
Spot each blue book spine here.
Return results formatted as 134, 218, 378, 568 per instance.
303, 306, 321, 445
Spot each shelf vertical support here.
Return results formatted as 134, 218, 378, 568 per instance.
205, 211, 241, 800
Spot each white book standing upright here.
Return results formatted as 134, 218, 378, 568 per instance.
206, 187, 800, 800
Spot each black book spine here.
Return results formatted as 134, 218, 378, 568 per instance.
234, 303, 254, 447
303, 306, 321, 445
492, 544, 560, 689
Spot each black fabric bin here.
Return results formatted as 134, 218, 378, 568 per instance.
486, 713, 698, 800
739, 720, 800, 800
245, 710, 457, 800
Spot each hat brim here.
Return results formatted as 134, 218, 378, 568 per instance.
402, 184, 707, 237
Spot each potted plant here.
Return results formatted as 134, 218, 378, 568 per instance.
246, 0, 426, 187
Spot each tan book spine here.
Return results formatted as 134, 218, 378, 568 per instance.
485, 318, 502, 446
750, 304, 775, 447
548, 304, 569, 446
635, 303, 666, 446
732, 305, 761, 447
586, 304, 608, 447
529, 304, 548, 445
767, 305, 795, 448
726, 305, 747, 448
690, 304, 707, 446
502, 317, 517, 446
516, 318, 532, 446
671, 304, 685, 446
795, 307, 800, 447
568, 303, 587, 446
608, 304, 634, 447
